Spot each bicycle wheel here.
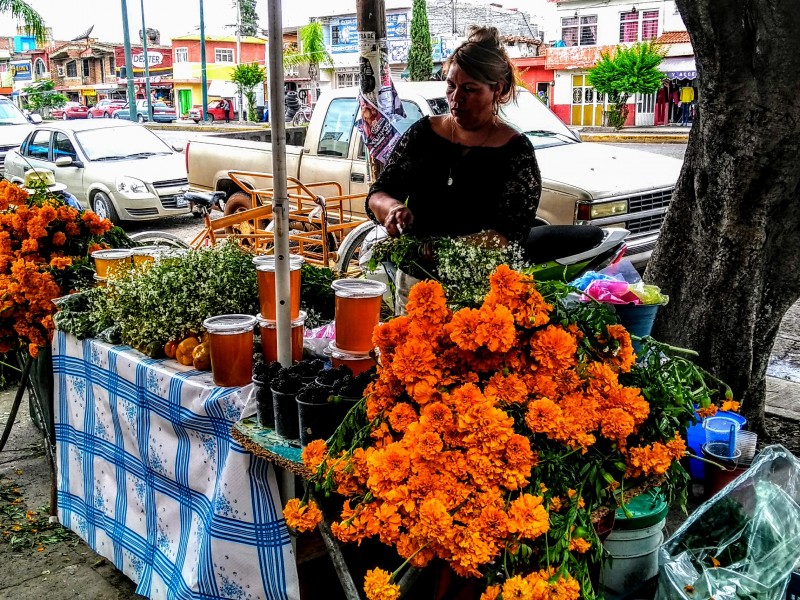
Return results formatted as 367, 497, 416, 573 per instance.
333, 221, 383, 275
128, 231, 192, 249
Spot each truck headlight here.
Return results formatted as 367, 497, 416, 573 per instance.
116, 176, 150, 196
577, 200, 628, 220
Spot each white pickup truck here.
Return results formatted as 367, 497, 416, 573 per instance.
186, 82, 682, 268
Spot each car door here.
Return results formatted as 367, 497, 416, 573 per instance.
53, 131, 86, 206
18, 129, 53, 173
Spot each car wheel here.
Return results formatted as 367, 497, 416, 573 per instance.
62, 113, 68, 120
92, 191, 120, 225
104, 112, 110, 118
113, 113, 120, 119
87, 112, 94, 119
137, 114, 145, 123
208, 114, 215, 123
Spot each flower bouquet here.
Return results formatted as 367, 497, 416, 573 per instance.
283, 266, 729, 600
0, 180, 128, 358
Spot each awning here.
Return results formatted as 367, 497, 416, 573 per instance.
660, 56, 697, 80
207, 79, 238, 98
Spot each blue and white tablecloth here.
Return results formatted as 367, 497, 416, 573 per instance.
53, 331, 300, 600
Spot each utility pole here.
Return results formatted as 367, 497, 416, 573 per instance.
121, 0, 138, 122
200, 0, 209, 122
357, 0, 387, 181
140, 0, 153, 122
236, 0, 243, 122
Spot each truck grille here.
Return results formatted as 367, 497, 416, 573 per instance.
628, 189, 673, 214
0, 145, 19, 171
627, 212, 666, 235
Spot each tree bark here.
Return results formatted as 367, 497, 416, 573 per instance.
645, 0, 800, 433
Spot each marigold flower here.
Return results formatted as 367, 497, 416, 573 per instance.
474, 304, 517, 353
363, 568, 400, 600
529, 325, 578, 371
502, 575, 534, 600
388, 402, 418, 433
446, 307, 482, 351
479, 585, 501, 600
721, 400, 740, 413
569, 537, 591, 553
282, 498, 323, 533
301, 439, 328, 471
507, 494, 549, 540
696, 404, 718, 419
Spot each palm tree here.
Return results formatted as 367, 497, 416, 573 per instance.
1, 0, 47, 43
283, 21, 333, 105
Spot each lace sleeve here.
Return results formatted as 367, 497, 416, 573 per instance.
364, 118, 429, 223
492, 136, 542, 242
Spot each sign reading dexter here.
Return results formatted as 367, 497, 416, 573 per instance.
132, 51, 163, 67
11, 61, 31, 80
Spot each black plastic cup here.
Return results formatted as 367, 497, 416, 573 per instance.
296, 398, 340, 447
253, 377, 274, 428
272, 388, 300, 440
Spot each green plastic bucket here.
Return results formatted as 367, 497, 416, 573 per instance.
614, 303, 661, 353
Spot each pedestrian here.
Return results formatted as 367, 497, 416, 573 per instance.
221, 98, 231, 123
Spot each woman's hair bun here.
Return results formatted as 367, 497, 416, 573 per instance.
466, 26, 502, 49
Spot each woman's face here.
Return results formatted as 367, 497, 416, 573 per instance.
446, 63, 497, 130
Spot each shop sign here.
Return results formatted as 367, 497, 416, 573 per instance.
10, 61, 31, 81
132, 51, 164, 67
83, 89, 97, 96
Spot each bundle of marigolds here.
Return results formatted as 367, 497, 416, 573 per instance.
284, 266, 730, 600
0, 180, 119, 357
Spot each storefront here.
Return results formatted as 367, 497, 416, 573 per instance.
658, 56, 698, 126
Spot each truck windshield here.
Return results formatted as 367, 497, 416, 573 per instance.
500, 90, 580, 150
0, 100, 32, 125
75, 126, 174, 161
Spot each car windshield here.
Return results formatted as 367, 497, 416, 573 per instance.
500, 90, 580, 149
75, 125, 174, 161
0, 99, 31, 125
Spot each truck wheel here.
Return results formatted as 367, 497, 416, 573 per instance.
92, 191, 120, 225
223, 191, 268, 244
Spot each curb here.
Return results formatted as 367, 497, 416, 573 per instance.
581, 134, 689, 144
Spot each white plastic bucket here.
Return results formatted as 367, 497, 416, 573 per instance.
600, 518, 665, 594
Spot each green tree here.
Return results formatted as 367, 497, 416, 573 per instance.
21, 79, 67, 115
230, 62, 266, 121
1, 0, 47, 43
587, 41, 665, 129
646, 0, 800, 433
238, 0, 258, 37
283, 21, 333, 104
408, 0, 434, 81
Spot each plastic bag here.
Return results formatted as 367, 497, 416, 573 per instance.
303, 322, 336, 358
656, 445, 800, 600
570, 259, 669, 305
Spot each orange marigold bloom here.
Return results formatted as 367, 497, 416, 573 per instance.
446, 307, 482, 351
507, 494, 549, 540
387, 402, 418, 433
721, 400, 740, 413
419, 402, 455, 435
600, 407, 636, 450
550, 496, 562, 512
301, 439, 328, 471
363, 568, 400, 600
474, 304, 517, 353
525, 397, 562, 436
696, 404, 718, 419
502, 576, 534, 600
51, 231, 67, 246
569, 537, 591, 553
406, 279, 450, 325
604, 324, 637, 372
479, 585, 501, 600
626, 433, 686, 478
282, 498, 323, 533
372, 316, 410, 356
49, 256, 73, 270
484, 372, 528, 405
529, 325, 578, 371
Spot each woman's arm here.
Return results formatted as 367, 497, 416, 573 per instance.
368, 191, 414, 237
492, 138, 542, 242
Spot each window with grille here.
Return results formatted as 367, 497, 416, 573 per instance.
336, 72, 357, 88
82, 59, 90, 77
619, 10, 659, 42
561, 15, 597, 47
331, 26, 341, 46
175, 48, 188, 63
215, 49, 234, 63
109, 56, 115, 74
66, 61, 77, 77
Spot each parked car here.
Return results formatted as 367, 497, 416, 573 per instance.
114, 100, 177, 123
51, 102, 89, 120
3, 120, 189, 224
88, 99, 126, 119
0, 95, 42, 174
187, 99, 232, 123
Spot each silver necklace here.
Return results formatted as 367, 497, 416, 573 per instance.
447, 116, 494, 186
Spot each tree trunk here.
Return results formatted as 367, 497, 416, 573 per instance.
645, 0, 800, 433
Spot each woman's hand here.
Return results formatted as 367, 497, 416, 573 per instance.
384, 204, 414, 237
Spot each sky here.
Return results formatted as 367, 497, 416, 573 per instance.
0, 0, 555, 44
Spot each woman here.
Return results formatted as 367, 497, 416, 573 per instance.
366, 26, 541, 247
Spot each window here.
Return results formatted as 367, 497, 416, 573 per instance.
109, 55, 115, 74
175, 47, 188, 63
66, 61, 77, 78
215, 49, 234, 63
336, 72, 357, 88
26, 130, 51, 160
317, 98, 358, 157
82, 59, 90, 77
54, 132, 77, 161
619, 10, 659, 42
561, 15, 597, 47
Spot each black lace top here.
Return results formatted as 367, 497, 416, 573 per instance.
366, 116, 541, 241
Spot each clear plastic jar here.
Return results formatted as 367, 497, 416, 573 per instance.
328, 341, 376, 376
255, 255, 304, 320
332, 279, 387, 353
131, 245, 172, 265
202, 314, 257, 387
91, 248, 133, 278
256, 311, 306, 363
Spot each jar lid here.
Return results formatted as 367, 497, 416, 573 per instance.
93, 273, 107, 281
203, 314, 257, 334
255, 311, 307, 329
131, 245, 171, 256
327, 341, 373, 360
255, 255, 305, 272
331, 278, 387, 298
613, 489, 669, 530
91, 249, 133, 260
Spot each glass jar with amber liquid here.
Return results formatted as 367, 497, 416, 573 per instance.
202, 314, 257, 387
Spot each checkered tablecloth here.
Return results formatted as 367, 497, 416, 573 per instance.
53, 331, 300, 600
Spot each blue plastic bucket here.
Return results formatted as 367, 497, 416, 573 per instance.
613, 303, 660, 354
686, 409, 747, 481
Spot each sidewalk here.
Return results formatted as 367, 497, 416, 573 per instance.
577, 124, 690, 144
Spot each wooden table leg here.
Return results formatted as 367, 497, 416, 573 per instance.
317, 518, 361, 600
